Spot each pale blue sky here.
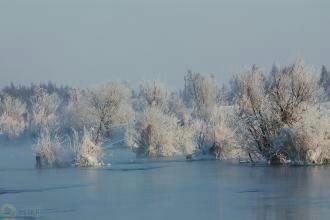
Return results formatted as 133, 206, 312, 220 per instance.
0, 0, 329, 88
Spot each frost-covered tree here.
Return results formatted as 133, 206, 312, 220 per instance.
235, 61, 322, 163
130, 80, 197, 157
29, 88, 60, 134
138, 81, 169, 111
235, 65, 283, 161
89, 82, 133, 144
183, 71, 218, 119
61, 89, 96, 134
0, 95, 26, 138
182, 71, 241, 159
268, 61, 317, 125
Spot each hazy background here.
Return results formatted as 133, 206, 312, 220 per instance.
0, 0, 329, 88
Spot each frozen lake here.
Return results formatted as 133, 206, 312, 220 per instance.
1, 144, 330, 220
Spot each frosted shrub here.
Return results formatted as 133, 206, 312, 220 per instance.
272, 120, 330, 165
0, 95, 26, 138
293, 106, 330, 164
235, 61, 328, 164
135, 106, 179, 157
193, 105, 239, 159
74, 129, 103, 167
271, 127, 311, 164
33, 128, 62, 167
209, 108, 239, 159
134, 105, 194, 157
33, 127, 103, 168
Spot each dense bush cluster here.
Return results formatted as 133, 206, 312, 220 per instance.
234, 62, 329, 164
0, 61, 329, 167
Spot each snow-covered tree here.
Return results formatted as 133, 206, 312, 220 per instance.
235, 61, 322, 163
234, 65, 282, 161
182, 71, 241, 159
183, 71, 218, 119
130, 81, 197, 157
268, 61, 317, 125
89, 82, 133, 144
0, 95, 26, 138
29, 88, 60, 134
61, 89, 96, 134
138, 81, 169, 111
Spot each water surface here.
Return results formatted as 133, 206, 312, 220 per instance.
1, 145, 330, 220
